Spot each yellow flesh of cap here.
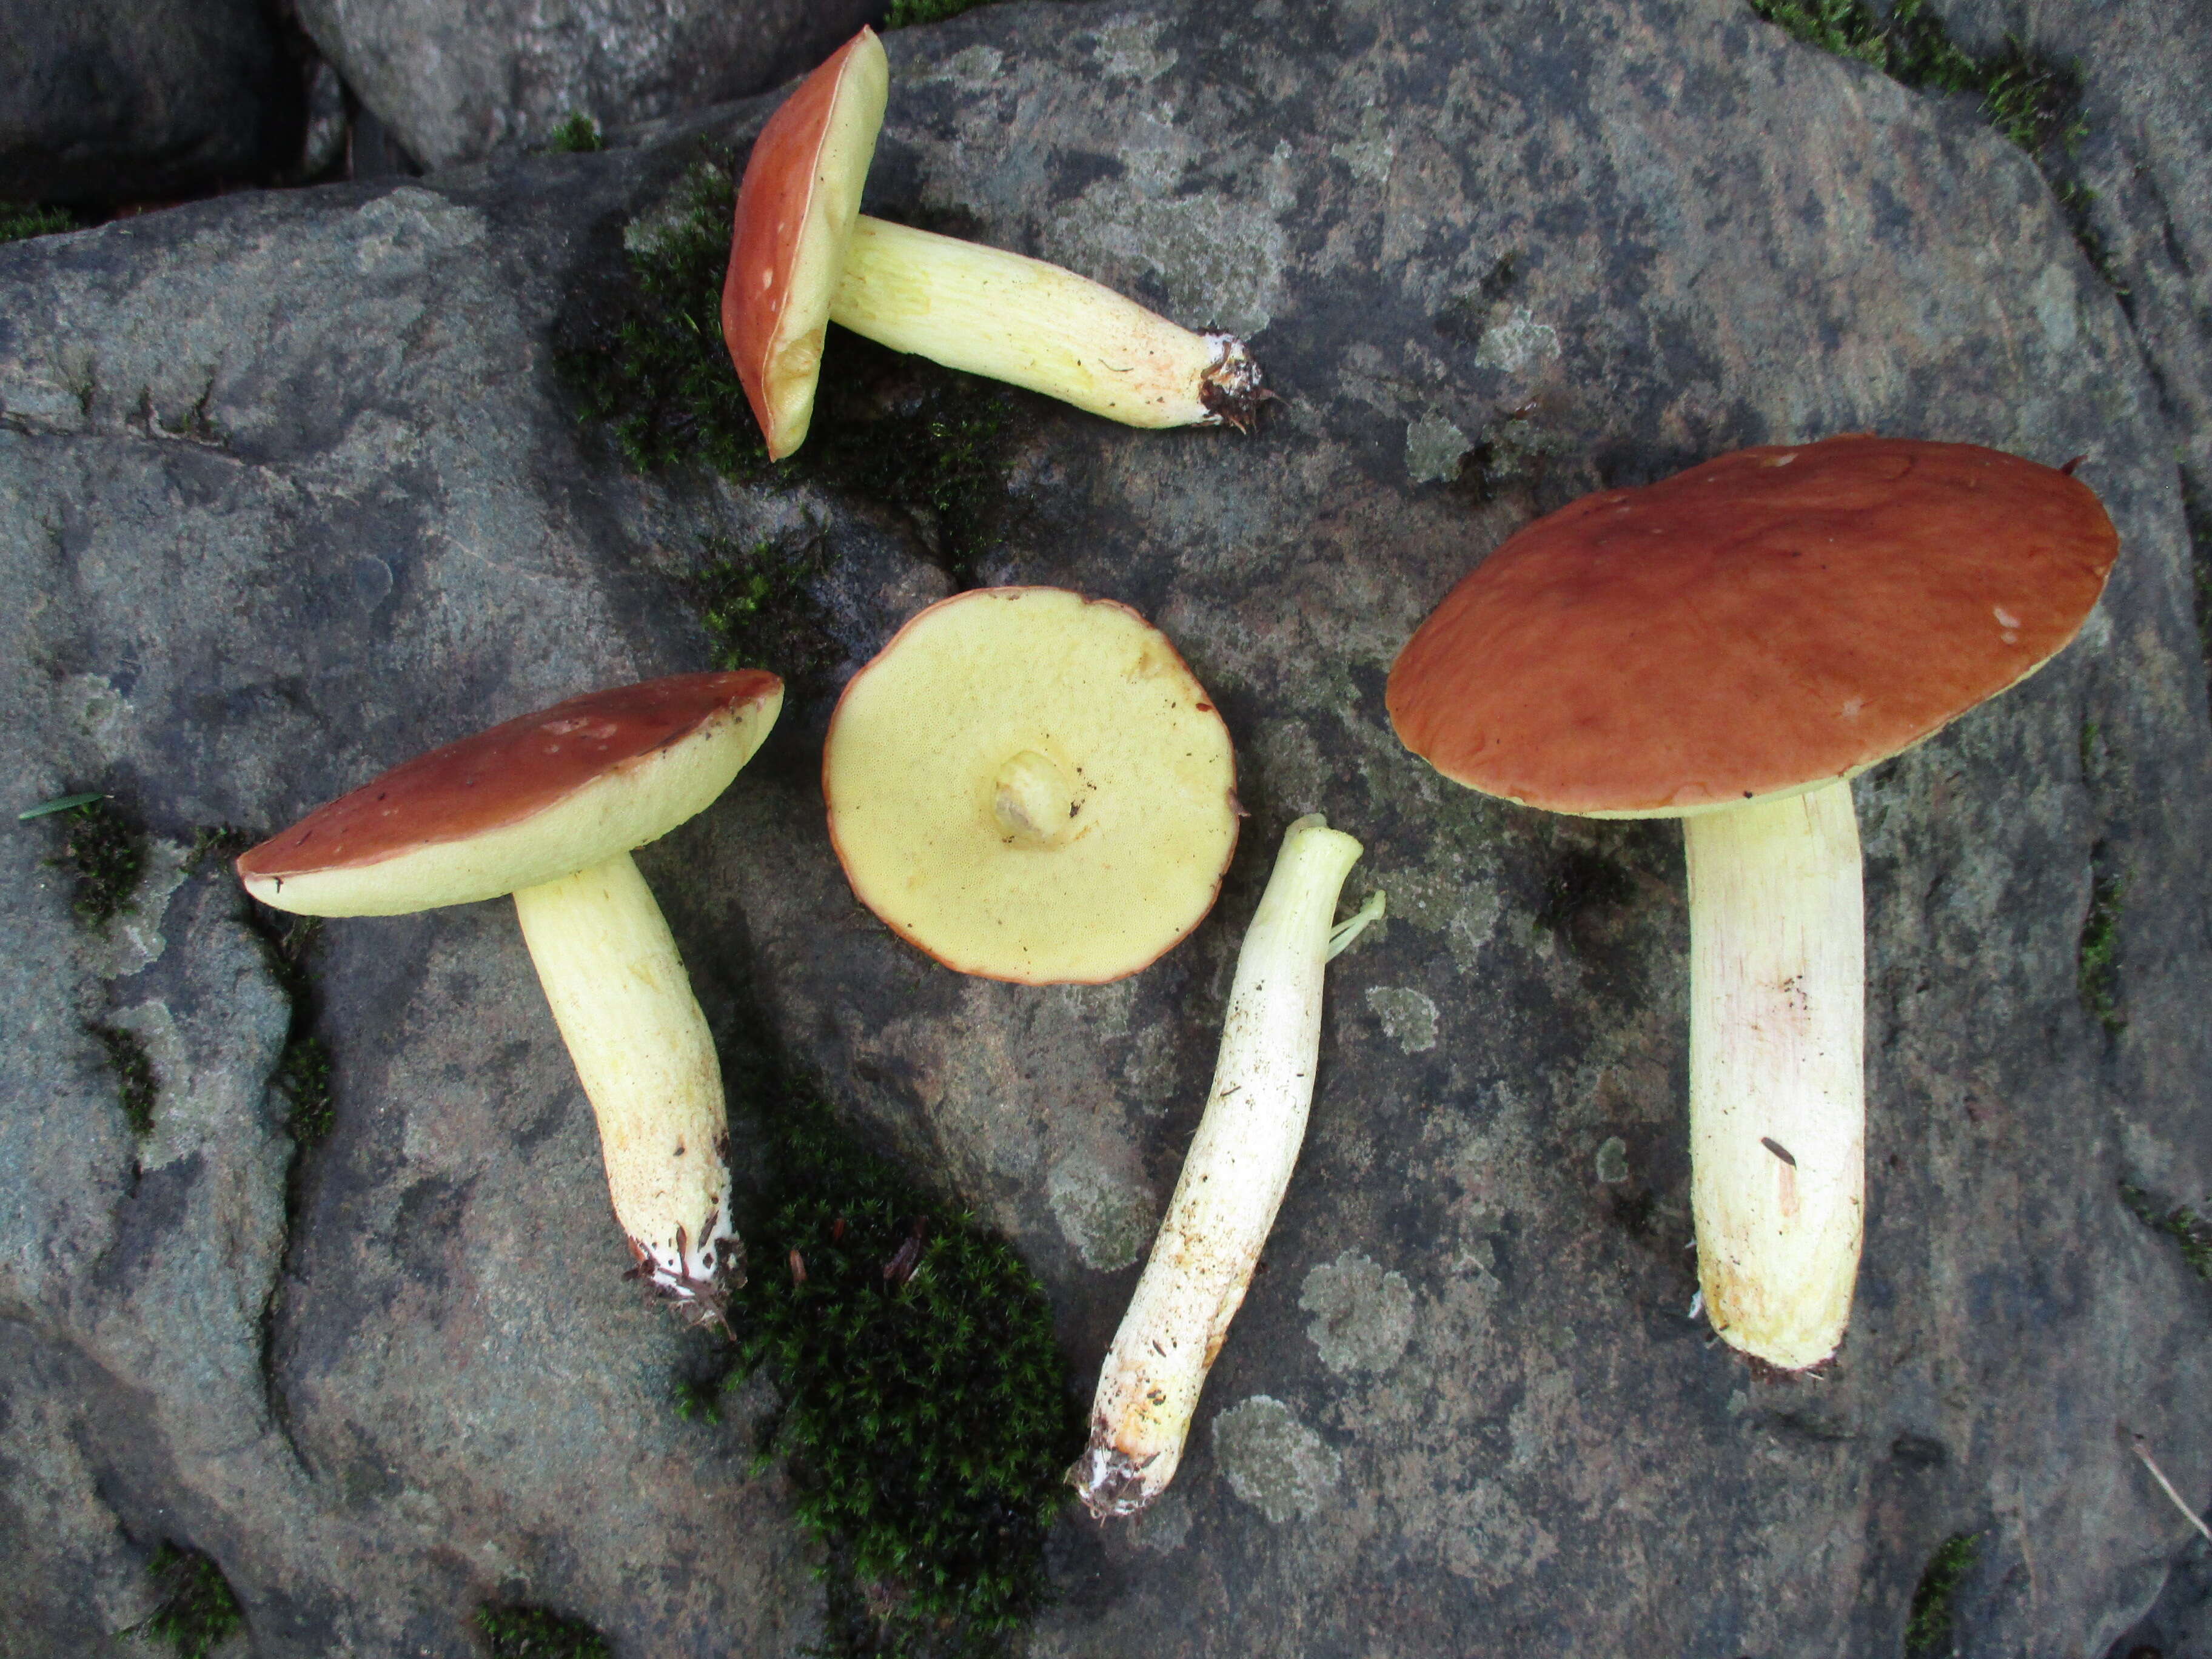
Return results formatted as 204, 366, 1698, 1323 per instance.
825, 589, 1238, 984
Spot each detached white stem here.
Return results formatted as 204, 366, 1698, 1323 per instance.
512, 851, 740, 1321
1071, 815, 1369, 1518
830, 215, 1267, 430
1684, 779, 1864, 1370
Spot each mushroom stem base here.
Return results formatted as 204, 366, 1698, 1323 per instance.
1684, 779, 1864, 1370
514, 852, 742, 1321
831, 215, 1267, 431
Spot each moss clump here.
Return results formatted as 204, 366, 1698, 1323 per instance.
559, 155, 1018, 589
2120, 1184, 2212, 1284
275, 1035, 335, 1144
683, 532, 838, 686
1903, 1532, 1979, 1657
2077, 861, 2127, 1034
1, 203, 74, 244
558, 153, 766, 481
41, 794, 145, 924
139, 1542, 244, 1658
88, 1022, 158, 1138
475, 1603, 611, 1658
1749, 1, 2106, 270
2184, 472, 2211, 694
715, 1071, 1078, 1658
547, 114, 604, 154
885, 0, 998, 24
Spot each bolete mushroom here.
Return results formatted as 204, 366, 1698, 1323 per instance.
723, 27, 1267, 460
1070, 814, 1383, 1518
236, 671, 783, 1322
1387, 435, 2118, 1370
822, 586, 1238, 984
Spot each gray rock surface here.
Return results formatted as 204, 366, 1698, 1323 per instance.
1909, 0, 2212, 711
297, 0, 882, 170
0, 0, 295, 201
2, 1, 2210, 1655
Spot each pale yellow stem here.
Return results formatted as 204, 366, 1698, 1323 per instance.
512, 851, 739, 1313
830, 215, 1262, 428
1684, 779, 1865, 1369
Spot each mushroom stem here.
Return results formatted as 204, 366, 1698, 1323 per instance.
830, 215, 1267, 431
1684, 778, 1864, 1370
512, 851, 741, 1321
1070, 815, 1368, 1519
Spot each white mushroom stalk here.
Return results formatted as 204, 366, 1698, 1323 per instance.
1071, 815, 1382, 1519
830, 216, 1265, 431
1684, 779, 1864, 1370
513, 851, 739, 1316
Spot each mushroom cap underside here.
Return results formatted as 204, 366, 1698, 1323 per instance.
1386, 435, 2119, 817
238, 670, 784, 915
721, 26, 887, 460
824, 586, 1239, 984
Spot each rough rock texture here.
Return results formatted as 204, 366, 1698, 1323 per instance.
2, 1, 2209, 1655
1912, 0, 2212, 710
296, 0, 882, 169
0, 0, 296, 203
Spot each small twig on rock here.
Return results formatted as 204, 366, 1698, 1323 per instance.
2132, 1433, 2212, 1545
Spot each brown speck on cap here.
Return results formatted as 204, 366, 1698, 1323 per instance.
1387, 435, 2118, 815
238, 670, 780, 880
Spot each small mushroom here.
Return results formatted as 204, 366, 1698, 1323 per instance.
1387, 435, 2118, 1370
237, 671, 783, 1324
1070, 814, 1382, 1518
722, 27, 1268, 460
822, 586, 1239, 984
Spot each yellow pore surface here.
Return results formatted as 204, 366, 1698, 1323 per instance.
825, 588, 1238, 984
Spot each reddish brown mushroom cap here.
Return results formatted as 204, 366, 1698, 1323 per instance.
239, 670, 783, 914
1387, 436, 2119, 817
721, 28, 887, 460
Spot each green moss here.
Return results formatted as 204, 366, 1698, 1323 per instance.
474, 1603, 611, 1658
558, 153, 766, 480
683, 532, 837, 687
1, 203, 74, 244
560, 152, 1017, 592
547, 114, 604, 154
2077, 862, 2127, 1034
2120, 1184, 2212, 1283
885, 0, 997, 24
88, 1022, 158, 1138
1903, 1532, 1979, 1658
2184, 471, 2211, 694
41, 794, 145, 924
276, 1035, 335, 1144
139, 1542, 243, 1658
714, 1064, 1078, 1658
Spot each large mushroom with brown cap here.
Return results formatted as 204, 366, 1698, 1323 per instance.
1387, 435, 2119, 1370
723, 27, 1267, 461
823, 586, 1238, 984
237, 671, 783, 1324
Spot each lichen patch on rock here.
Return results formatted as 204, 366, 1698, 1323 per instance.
1210, 1395, 1340, 1523
1364, 985, 1439, 1054
1047, 1157, 1156, 1272
1435, 1479, 1558, 1590
1299, 1249, 1416, 1375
